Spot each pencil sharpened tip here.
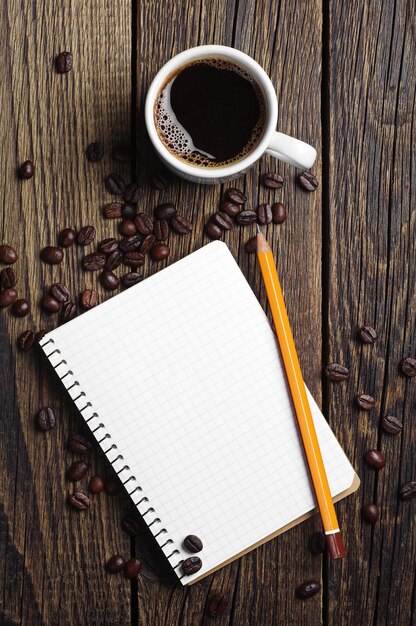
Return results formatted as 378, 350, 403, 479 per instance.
256, 224, 261, 234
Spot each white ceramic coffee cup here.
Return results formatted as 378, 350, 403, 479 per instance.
145, 45, 316, 184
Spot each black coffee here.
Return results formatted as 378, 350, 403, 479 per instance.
154, 59, 266, 167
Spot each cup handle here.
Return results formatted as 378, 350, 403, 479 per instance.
266, 131, 317, 169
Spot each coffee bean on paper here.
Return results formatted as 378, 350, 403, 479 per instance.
183, 535, 203, 553
55, 51, 73, 73
134, 213, 154, 235
112, 144, 135, 163
298, 171, 318, 191
364, 449, 385, 470
80, 289, 98, 309
224, 188, 247, 204
381, 415, 403, 435
119, 235, 142, 253
205, 222, 222, 240
0, 245, 18, 264
41, 294, 61, 314
89, 475, 105, 494
59, 228, 76, 247
220, 200, 240, 218
308, 532, 326, 554
119, 219, 137, 237
36, 407, 56, 431
181, 556, 202, 575
324, 363, 349, 382
139, 235, 156, 255
86, 142, 104, 162
207, 593, 228, 617
105, 173, 126, 195
18, 330, 35, 351
400, 357, 416, 378
122, 204, 137, 220
272, 202, 286, 224
0, 288, 18, 308
151, 243, 170, 262
256, 203, 273, 225
67, 460, 89, 482
100, 271, 119, 291
263, 172, 283, 189
123, 183, 142, 204
106, 555, 125, 574
236, 210, 257, 226
18, 160, 34, 179
50, 283, 70, 302
121, 272, 143, 288
355, 394, 375, 410
77, 225, 96, 246
245, 236, 257, 254
154, 202, 177, 221
61, 301, 77, 322
357, 325, 377, 344
123, 251, 145, 267
361, 503, 379, 524
11, 299, 30, 317
399, 481, 416, 500
69, 433, 93, 454
82, 252, 106, 271
154, 219, 169, 241
0, 267, 17, 289
212, 212, 233, 231
67, 491, 90, 510
121, 514, 142, 536
105, 250, 123, 270
40, 246, 64, 265
124, 558, 142, 579
171, 215, 193, 234
296, 580, 320, 599
103, 202, 123, 219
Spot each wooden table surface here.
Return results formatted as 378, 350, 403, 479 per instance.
1, 0, 415, 624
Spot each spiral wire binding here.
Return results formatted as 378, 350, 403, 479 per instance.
40, 337, 185, 578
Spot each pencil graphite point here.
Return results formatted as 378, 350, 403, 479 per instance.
256, 223, 261, 234
256, 229, 271, 253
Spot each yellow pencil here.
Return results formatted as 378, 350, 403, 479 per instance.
256, 228, 345, 559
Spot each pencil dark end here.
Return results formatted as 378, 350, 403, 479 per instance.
326, 531, 346, 559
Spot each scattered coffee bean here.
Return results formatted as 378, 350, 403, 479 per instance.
399, 481, 416, 500
139, 234, 156, 255
154, 218, 169, 241
18, 330, 35, 351
119, 235, 142, 253
106, 555, 125, 574
36, 407, 56, 431
151, 170, 170, 190
244, 236, 257, 254
55, 51, 73, 73
67, 491, 90, 510
364, 449, 385, 470
98, 238, 119, 255
103, 202, 123, 219
171, 215, 193, 234
361, 503, 379, 524
40, 246, 64, 265
236, 210, 257, 226
256, 203, 273, 225
308, 531, 326, 554
0, 267, 17, 289
272, 202, 286, 224
121, 514, 142, 535
105, 478, 121, 495
122, 203, 137, 219
105, 250, 123, 270
212, 212, 233, 231
357, 325, 377, 344
82, 252, 106, 271
34, 329, 46, 344
298, 171, 318, 191
183, 535, 203, 553
134, 213, 154, 235
77, 225, 96, 246
224, 188, 247, 204
124, 558, 142, 579
0, 288, 18, 308
123, 251, 145, 267
355, 394, 375, 410
89, 475, 105, 494
18, 160, 34, 179
41, 294, 61, 314
296, 580, 320, 599
11, 298, 30, 317
100, 271, 120, 291
105, 173, 126, 195
112, 144, 135, 163
0, 245, 18, 264
59, 228, 76, 247
150, 243, 170, 262
324, 363, 349, 382
263, 172, 283, 189
68, 433, 93, 454
207, 593, 228, 617
67, 460, 89, 482
205, 221, 222, 240
400, 357, 416, 378
86, 142, 104, 162
181, 556, 202, 575
220, 199, 240, 217
381, 414, 403, 435
154, 202, 177, 221
60, 301, 77, 322
121, 272, 143, 288
50, 283, 70, 302
119, 219, 137, 237
123, 182, 142, 204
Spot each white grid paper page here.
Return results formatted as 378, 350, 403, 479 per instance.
42, 241, 355, 584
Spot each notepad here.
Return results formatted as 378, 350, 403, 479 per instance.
41, 241, 358, 584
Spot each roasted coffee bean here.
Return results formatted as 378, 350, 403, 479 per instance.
59, 228, 76, 247
123, 251, 145, 267
151, 170, 170, 190
67, 460, 89, 482
105, 173, 126, 195
355, 394, 375, 410
399, 481, 416, 500
154, 202, 177, 221
220, 199, 240, 217
80, 288, 97, 309
357, 325, 377, 344
119, 219, 137, 237
0, 267, 17, 289
105, 250, 123, 271
124, 558, 142, 579
150, 243, 170, 262
236, 210, 257, 226
55, 51, 73, 73
298, 170, 318, 191
69, 432, 93, 454
183, 535, 203, 553
122, 203, 137, 219
40, 246, 64, 264
361, 503, 379, 524
121, 272, 143, 288
296, 580, 320, 599
244, 236, 257, 254
212, 211, 233, 231
171, 215, 193, 234
82, 252, 106, 271
61, 301, 77, 322
263, 172, 284, 189
364, 449, 385, 470
89, 475, 105, 494
207, 593, 228, 617
224, 188, 247, 204
41, 294, 60, 313
36, 407, 56, 431
103, 202, 123, 219
400, 357, 416, 378
134, 213, 154, 235
86, 142, 104, 162
154, 219, 169, 241
18, 330, 35, 351
18, 160, 34, 179
139, 234, 156, 255
119, 234, 142, 252
0, 245, 18, 264
11, 299, 30, 317
77, 225, 96, 246
181, 556, 202, 575
100, 271, 120, 291
381, 414, 403, 435
256, 203, 273, 225
272, 202, 287, 224
0, 288, 18, 308
98, 238, 119, 255
324, 363, 349, 382
67, 491, 90, 510
50, 283, 70, 302
112, 144, 135, 163
205, 221, 222, 240
123, 182, 142, 204
121, 514, 142, 535
104, 478, 121, 495
34, 329, 46, 344
106, 555, 125, 573
308, 531, 326, 554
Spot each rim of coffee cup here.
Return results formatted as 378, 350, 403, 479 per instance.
145, 45, 278, 179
